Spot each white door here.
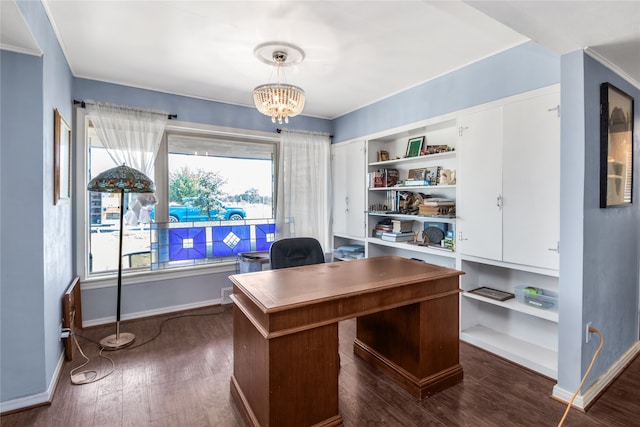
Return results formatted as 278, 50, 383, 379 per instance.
344, 140, 366, 238
502, 91, 560, 269
457, 107, 504, 260
331, 140, 366, 238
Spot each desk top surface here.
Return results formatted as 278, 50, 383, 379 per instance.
229, 256, 462, 312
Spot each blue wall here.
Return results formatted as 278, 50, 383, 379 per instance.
74, 78, 332, 135
332, 42, 560, 142
1, 0, 73, 406
557, 51, 640, 394
1, 50, 47, 402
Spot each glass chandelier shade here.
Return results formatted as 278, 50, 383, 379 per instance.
253, 47, 306, 124
87, 164, 155, 194
253, 82, 305, 124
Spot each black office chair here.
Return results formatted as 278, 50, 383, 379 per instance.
269, 237, 325, 270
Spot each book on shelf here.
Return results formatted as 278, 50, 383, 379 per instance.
403, 179, 430, 186
419, 205, 456, 216
380, 231, 415, 242
375, 224, 393, 231
384, 168, 399, 187
369, 168, 399, 188
423, 198, 455, 207
391, 219, 413, 233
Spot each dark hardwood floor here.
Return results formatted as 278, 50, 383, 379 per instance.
2, 305, 639, 426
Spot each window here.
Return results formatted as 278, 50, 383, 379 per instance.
79, 110, 278, 281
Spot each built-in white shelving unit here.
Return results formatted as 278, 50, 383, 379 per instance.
330, 85, 562, 379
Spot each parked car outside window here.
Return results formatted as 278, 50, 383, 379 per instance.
150, 198, 246, 222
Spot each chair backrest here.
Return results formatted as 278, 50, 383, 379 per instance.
269, 237, 325, 270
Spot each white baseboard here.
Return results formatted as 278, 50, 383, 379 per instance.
0, 351, 65, 415
552, 341, 640, 410
82, 298, 222, 327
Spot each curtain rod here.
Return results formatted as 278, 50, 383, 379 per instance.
73, 100, 177, 120
277, 128, 332, 138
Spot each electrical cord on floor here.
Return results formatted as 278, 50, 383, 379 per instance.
69, 334, 115, 385
557, 327, 603, 427
68, 305, 231, 385
125, 304, 232, 350
72, 305, 231, 350
66, 304, 233, 385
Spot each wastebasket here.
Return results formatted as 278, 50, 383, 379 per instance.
237, 251, 270, 273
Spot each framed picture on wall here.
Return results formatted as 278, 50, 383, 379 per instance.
600, 83, 634, 208
405, 136, 424, 157
54, 109, 72, 205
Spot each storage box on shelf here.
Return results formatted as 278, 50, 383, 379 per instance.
333, 244, 365, 261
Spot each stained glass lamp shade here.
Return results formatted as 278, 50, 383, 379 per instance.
87, 165, 155, 349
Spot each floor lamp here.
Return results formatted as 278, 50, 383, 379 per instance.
87, 164, 155, 350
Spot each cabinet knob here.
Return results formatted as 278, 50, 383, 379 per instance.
548, 242, 560, 253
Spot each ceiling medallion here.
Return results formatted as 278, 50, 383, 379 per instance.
253, 42, 306, 124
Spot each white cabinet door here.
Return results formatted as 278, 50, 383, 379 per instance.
502, 92, 560, 269
457, 107, 504, 260
331, 140, 366, 238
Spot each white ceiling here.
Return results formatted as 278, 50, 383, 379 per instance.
3, 1, 639, 120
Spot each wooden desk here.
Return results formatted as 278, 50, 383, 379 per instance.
229, 256, 463, 427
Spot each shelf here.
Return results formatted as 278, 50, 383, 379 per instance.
333, 232, 366, 241
368, 237, 456, 258
461, 325, 557, 379
369, 185, 456, 191
368, 212, 456, 223
462, 291, 558, 322
461, 255, 559, 278
369, 151, 455, 168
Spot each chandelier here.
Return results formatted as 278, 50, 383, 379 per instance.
253, 43, 306, 124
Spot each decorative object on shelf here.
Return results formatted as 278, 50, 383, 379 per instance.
409, 168, 426, 181
425, 166, 440, 185
253, 42, 306, 124
87, 164, 156, 350
469, 287, 515, 301
405, 136, 425, 157
54, 109, 72, 205
425, 144, 453, 154
439, 169, 456, 185
377, 150, 389, 162
423, 225, 445, 246
600, 82, 633, 208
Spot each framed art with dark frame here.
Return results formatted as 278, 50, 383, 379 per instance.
54, 108, 72, 205
600, 83, 634, 208
405, 136, 424, 158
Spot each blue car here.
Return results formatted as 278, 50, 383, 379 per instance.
150, 199, 246, 222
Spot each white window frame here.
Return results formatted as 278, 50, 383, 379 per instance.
75, 107, 279, 290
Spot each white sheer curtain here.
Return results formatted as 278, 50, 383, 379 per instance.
86, 100, 168, 223
275, 130, 332, 251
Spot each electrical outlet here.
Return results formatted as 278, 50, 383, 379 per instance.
221, 287, 233, 305
585, 321, 592, 343
59, 322, 63, 342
